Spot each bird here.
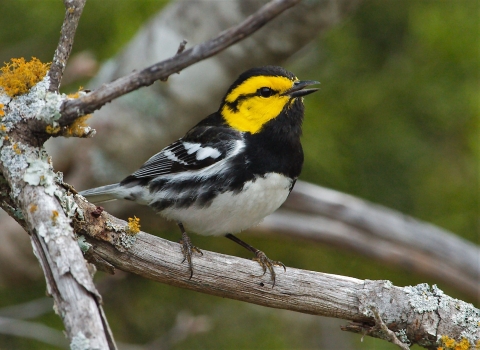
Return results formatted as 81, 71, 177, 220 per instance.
80, 66, 319, 286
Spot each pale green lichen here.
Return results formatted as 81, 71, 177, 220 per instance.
70, 332, 90, 350
76, 207, 85, 221
118, 232, 136, 250
382, 280, 393, 289
37, 221, 66, 244
0, 144, 28, 198
23, 154, 56, 196
105, 220, 124, 233
405, 283, 439, 313
2, 202, 24, 220
0, 74, 76, 134
448, 297, 480, 346
77, 235, 92, 254
105, 220, 137, 250
55, 189, 79, 220
404, 284, 479, 346
395, 329, 410, 346
13, 207, 24, 220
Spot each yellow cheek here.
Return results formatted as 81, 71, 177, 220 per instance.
222, 96, 290, 134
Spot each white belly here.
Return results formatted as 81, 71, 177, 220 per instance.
160, 173, 293, 236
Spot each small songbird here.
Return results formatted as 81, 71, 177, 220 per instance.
80, 66, 319, 285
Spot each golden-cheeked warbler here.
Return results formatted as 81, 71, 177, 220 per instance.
80, 66, 319, 285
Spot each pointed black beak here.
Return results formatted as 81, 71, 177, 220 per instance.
283, 80, 320, 98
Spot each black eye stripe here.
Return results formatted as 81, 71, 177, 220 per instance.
224, 87, 278, 111
258, 87, 275, 98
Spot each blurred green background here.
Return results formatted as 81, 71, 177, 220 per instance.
0, 0, 478, 349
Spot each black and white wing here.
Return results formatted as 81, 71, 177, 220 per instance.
120, 124, 243, 185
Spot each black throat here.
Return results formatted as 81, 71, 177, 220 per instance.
243, 98, 305, 180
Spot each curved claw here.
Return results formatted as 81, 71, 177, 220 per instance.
180, 232, 203, 279
253, 250, 286, 287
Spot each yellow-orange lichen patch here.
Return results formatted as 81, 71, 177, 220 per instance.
63, 114, 92, 137
127, 216, 141, 235
438, 335, 472, 350
51, 210, 59, 224
0, 57, 50, 97
12, 143, 21, 154
45, 125, 61, 135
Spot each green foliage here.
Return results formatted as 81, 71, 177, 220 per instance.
301, 0, 479, 242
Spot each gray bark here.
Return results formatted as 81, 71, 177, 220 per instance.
73, 196, 480, 350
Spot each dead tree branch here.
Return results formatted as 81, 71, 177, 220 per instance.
72, 195, 480, 350
57, 0, 301, 126
257, 181, 480, 299
48, 0, 87, 92
286, 181, 479, 280
0, 148, 114, 348
369, 306, 410, 350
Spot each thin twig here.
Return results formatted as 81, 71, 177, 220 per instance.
370, 306, 410, 350
58, 0, 301, 125
48, 0, 87, 92
175, 40, 188, 55
161, 39, 188, 82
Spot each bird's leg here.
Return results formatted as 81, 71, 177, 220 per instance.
177, 222, 203, 279
225, 233, 286, 287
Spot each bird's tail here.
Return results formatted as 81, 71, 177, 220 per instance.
79, 183, 121, 204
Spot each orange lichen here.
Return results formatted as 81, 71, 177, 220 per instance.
68, 91, 80, 99
438, 336, 472, 350
30, 204, 38, 213
0, 103, 4, 117
0, 124, 7, 132
67, 86, 84, 99
45, 125, 61, 135
0, 57, 50, 97
456, 338, 471, 350
51, 210, 59, 223
12, 143, 21, 154
63, 114, 92, 137
127, 216, 141, 235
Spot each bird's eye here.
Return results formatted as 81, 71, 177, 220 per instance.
258, 87, 274, 98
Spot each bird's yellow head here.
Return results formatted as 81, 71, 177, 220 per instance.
220, 66, 319, 134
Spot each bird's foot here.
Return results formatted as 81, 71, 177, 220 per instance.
253, 250, 286, 287
180, 231, 203, 279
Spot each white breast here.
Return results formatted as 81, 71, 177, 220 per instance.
159, 173, 293, 236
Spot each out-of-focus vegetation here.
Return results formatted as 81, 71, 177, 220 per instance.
0, 1, 478, 349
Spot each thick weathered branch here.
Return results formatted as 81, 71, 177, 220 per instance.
0, 83, 115, 348
58, 0, 301, 126
257, 181, 480, 299
73, 195, 480, 350
48, 0, 87, 92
